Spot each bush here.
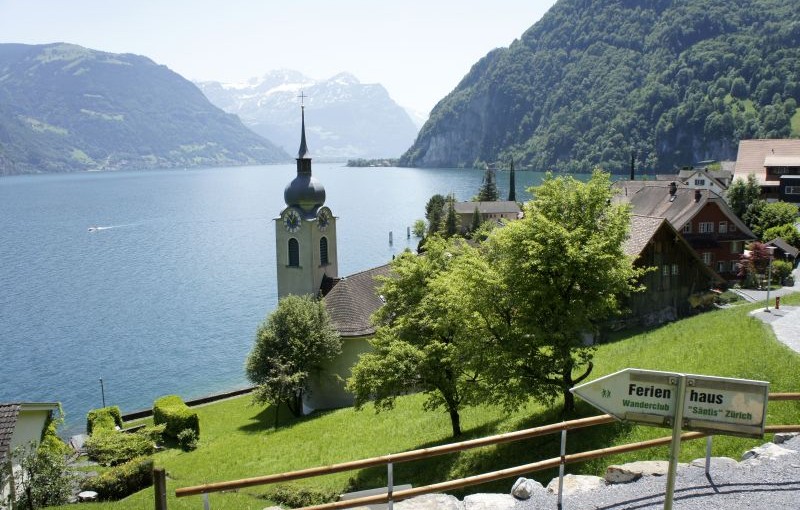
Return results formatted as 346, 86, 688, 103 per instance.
772, 259, 793, 283
153, 395, 199, 440
86, 406, 123, 435
80, 457, 154, 501
177, 428, 198, 451
262, 485, 338, 508
84, 429, 156, 466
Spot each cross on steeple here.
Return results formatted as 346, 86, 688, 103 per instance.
298, 91, 307, 106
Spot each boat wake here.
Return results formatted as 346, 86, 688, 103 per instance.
87, 223, 136, 232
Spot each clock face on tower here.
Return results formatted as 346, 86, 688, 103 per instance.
317, 209, 330, 231
284, 209, 301, 233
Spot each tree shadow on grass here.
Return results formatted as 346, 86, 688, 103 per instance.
342, 401, 635, 499
237, 403, 308, 434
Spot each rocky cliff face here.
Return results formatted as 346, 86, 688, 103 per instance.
0, 43, 289, 175
401, 0, 800, 172
197, 71, 419, 159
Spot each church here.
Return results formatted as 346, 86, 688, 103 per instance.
275, 106, 387, 413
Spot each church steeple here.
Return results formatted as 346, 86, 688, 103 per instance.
297, 104, 312, 174
285, 103, 325, 213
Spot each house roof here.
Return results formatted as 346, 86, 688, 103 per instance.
734, 139, 800, 185
766, 237, 800, 258
323, 264, 391, 337
0, 403, 21, 463
613, 183, 755, 239
453, 201, 521, 215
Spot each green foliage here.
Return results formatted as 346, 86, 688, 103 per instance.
84, 429, 157, 466
424, 194, 447, 235
444, 196, 459, 237
153, 395, 200, 440
87, 406, 123, 435
412, 219, 426, 238
470, 205, 482, 233
726, 175, 761, 221
177, 428, 198, 451
772, 259, 793, 282
8, 442, 75, 509
246, 295, 341, 420
400, 0, 800, 171
40, 407, 71, 455
262, 485, 338, 508
476, 169, 499, 201
763, 223, 800, 247
80, 457, 154, 501
753, 202, 799, 238
347, 236, 485, 437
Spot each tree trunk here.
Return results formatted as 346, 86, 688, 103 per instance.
448, 406, 462, 437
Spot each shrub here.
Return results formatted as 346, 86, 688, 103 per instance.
177, 428, 198, 451
262, 485, 338, 508
153, 395, 199, 440
80, 457, 154, 501
772, 259, 793, 283
84, 429, 156, 466
86, 406, 123, 435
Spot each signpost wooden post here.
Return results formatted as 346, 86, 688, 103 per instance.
571, 368, 769, 510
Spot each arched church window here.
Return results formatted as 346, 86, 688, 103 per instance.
320, 237, 329, 265
288, 238, 299, 267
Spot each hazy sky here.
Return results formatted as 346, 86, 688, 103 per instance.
0, 0, 557, 115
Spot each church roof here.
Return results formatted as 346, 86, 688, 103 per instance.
323, 264, 391, 337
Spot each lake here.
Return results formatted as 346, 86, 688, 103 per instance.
0, 163, 548, 435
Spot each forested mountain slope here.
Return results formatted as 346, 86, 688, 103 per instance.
401, 0, 800, 172
0, 43, 289, 175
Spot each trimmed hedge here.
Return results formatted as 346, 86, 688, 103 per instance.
86, 406, 123, 435
153, 395, 199, 440
80, 457, 153, 500
84, 429, 156, 466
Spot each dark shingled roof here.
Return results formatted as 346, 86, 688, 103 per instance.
624, 215, 665, 256
323, 264, 391, 337
453, 201, 521, 215
0, 403, 21, 463
767, 237, 800, 258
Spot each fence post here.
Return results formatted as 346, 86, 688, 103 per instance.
203, 493, 210, 510
387, 461, 394, 510
557, 428, 567, 509
705, 436, 713, 476
153, 467, 167, 510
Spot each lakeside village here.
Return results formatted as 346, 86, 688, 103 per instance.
2, 110, 800, 506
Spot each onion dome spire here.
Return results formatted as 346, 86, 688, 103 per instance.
284, 100, 325, 212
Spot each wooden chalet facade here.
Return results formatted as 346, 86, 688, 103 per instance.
734, 139, 800, 202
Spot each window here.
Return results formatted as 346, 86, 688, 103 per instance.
718, 221, 727, 234
698, 222, 714, 233
786, 186, 800, 195
671, 264, 679, 276
729, 223, 737, 232
288, 238, 299, 267
694, 179, 705, 186
730, 241, 742, 254
702, 252, 712, 266
320, 237, 329, 265
662, 265, 670, 277
717, 261, 728, 273
683, 222, 692, 234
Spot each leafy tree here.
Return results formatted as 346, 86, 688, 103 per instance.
449, 171, 644, 414
424, 194, 447, 235
246, 295, 341, 422
476, 168, 499, 201
412, 219, 426, 238
8, 442, 75, 509
763, 223, 800, 248
726, 174, 761, 220
470, 205, 482, 234
347, 237, 484, 437
753, 202, 799, 239
444, 196, 459, 237
737, 241, 773, 289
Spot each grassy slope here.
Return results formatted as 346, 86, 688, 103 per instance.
62, 295, 800, 510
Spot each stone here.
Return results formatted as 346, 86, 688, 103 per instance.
689, 457, 739, 470
605, 460, 672, 483
77, 491, 98, 502
464, 493, 516, 510
546, 474, 605, 496
774, 432, 799, 444
741, 442, 796, 464
395, 494, 462, 510
510, 477, 543, 500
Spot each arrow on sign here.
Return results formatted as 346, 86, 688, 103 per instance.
570, 368, 680, 427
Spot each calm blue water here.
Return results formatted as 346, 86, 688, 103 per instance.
0, 164, 544, 435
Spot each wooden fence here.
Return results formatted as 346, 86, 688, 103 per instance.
165, 392, 800, 510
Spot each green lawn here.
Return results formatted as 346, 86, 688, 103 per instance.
60, 294, 800, 509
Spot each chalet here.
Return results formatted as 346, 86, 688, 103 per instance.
765, 237, 799, 267
1, 402, 60, 502
733, 139, 800, 202
622, 215, 724, 326
452, 201, 522, 233
613, 181, 756, 280
657, 166, 733, 193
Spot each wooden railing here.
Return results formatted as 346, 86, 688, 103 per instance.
169, 392, 800, 509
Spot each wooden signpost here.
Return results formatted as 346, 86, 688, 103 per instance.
571, 368, 769, 510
